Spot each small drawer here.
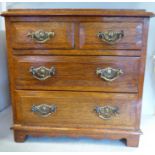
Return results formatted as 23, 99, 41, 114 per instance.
79, 22, 143, 50
15, 91, 138, 129
13, 55, 140, 93
11, 22, 74, 49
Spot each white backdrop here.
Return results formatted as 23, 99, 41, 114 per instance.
0, 3, 9, 112
0, 2, 155, 115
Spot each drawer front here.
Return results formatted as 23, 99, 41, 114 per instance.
79, 22, 142, 49
15, 91, 138, 129
14, 56, 139, 93
11, 22, 74, 49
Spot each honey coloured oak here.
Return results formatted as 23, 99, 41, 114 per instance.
79, 22, 143, 50
1, 9, 154, 147
13, 55, 140, 93
15, 91, 138, 130
11, 22, 74, 49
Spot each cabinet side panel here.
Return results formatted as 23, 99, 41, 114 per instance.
136, 18, 150, 129
4, 17, 18, 123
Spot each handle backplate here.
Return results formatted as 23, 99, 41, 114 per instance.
97, 30, 124, 44
32, 104, 56, 117
96, 67, 123, 82
29, 66, 55, 81
95, 105, 119, 120
27, 30, 55, 43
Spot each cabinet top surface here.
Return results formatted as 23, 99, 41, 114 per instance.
1, 9, 154, 17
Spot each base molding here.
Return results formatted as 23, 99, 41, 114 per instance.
13, 124, 142, 147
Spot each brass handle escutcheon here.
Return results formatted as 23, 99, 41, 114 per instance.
30, 66, 55, 80
96, 67, 123, 82
95, 105, 119, 120
27, 30, 55, 43
97, 30, 124, 44
32, 104, 56, 117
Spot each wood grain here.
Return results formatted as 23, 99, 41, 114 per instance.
15, 90, 138, 130
11, 22, 74, 49
13, 124, 142, 147
13, 56, 140, 93
79, 22, 143, 50
12, 49, 141, 56
1, 9, 154, 17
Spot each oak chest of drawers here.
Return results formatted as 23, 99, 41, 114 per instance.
2, 9, 154, 147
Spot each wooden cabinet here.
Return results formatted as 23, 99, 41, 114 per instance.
1, 9, 154, 147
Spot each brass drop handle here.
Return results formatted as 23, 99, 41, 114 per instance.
27, 30, 55, 43
29, 66, 55, 81
95, 106, 119, 120
32, 104, 56, 117
96, 67, 123, 82
97, 30, 124, 44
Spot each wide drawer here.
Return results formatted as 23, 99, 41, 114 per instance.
11, 22, 74, 49
79, 22, 143, 50
13, 56, 140, 93
15, 91, 138, 129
